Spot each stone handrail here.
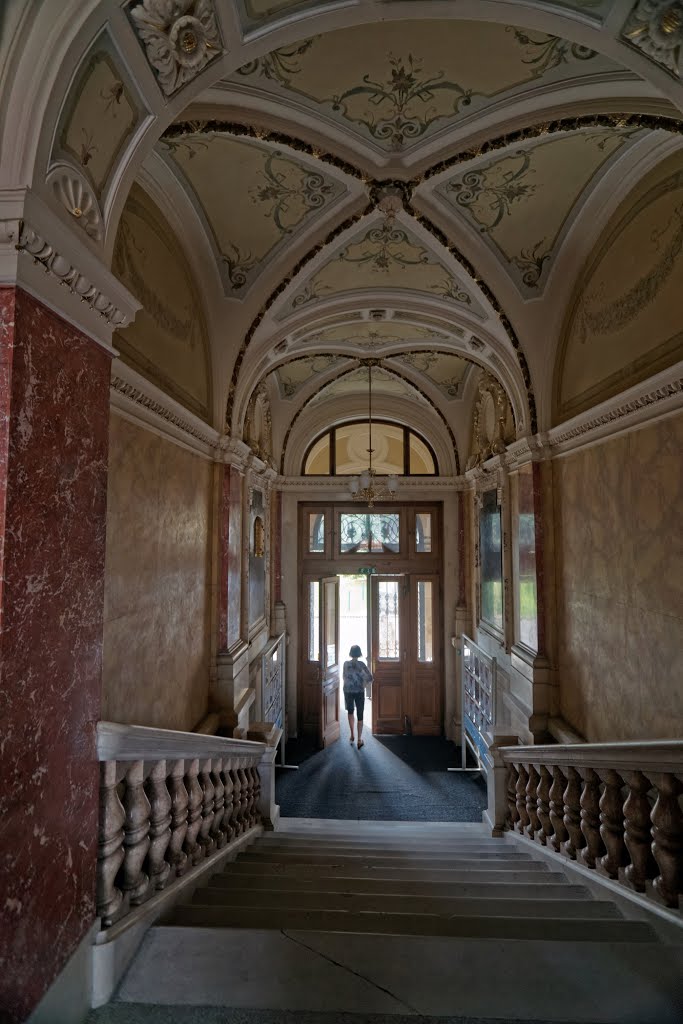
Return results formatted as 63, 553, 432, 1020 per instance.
96, 721, 275, 929
491, 740, 683, 909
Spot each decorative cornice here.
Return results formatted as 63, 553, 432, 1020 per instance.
111, 373, 219, 452
548, 371, 683, 453
276, 476, 459, 492
17, 223, 127, 327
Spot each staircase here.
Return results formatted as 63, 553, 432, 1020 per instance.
102, 820, 682, 1023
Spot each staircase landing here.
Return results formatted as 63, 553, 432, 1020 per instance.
97, 820, 683, 1024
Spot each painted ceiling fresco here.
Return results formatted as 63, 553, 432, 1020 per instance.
273, 354, 349, 398
309, 366, 421, 404
435, 127, 646, 293
285, 221, 479, 315
299, 322, 447, 350
559, 151, 683, 419
227, 21, 623, 154
392, 352, 471, 400
161, 133, 347, 294
55, 34, 141, 198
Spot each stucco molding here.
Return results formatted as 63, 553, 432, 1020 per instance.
110, 361, 220, 457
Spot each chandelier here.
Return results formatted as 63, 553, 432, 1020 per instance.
349, 360, 399, 508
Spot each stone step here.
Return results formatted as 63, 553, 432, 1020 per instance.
211, 872, 591, 900
222, 859, 551, 881
258, 835, 508, 851
240, 848, 529, 865
113, 927, 683, 1022
189, 886, 623, 919
166, 904, 655, 942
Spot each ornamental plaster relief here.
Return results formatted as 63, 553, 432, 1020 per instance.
621, 0, 683, 78
128, 0, 224, 97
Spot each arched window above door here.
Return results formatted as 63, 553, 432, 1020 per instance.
303, 421, 438, 476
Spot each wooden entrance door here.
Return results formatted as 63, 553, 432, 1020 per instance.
371, 573, 441, 735
300, 575, 340, 747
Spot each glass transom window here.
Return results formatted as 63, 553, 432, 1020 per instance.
304, 422, 437, 476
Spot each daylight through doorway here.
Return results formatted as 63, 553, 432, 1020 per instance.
339, 574, 371, 735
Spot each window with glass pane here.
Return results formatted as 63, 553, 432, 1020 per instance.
325, 581, 337, 666
339, 513, 400, 554
409, 433, 436, 474
335, 422, 404, 475
416, 581, 434, 662
480, 489, 503, 631
308, 513, 325, 553
304, 435, 330, 475
517, 468, 538, 650
378, 580, 400, 659
415, 513, 432, 553
308, 582, 320, 661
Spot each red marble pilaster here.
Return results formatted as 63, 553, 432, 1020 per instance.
0, 288, 112, 1023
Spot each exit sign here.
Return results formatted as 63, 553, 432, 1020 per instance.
358, 567, 377, 576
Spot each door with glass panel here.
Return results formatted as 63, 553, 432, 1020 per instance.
371, 576, 406, 734
409, 574, 440, 733
301, 575, 341, 747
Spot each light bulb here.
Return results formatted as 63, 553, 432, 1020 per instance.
349, 478, 359, 494
387, 475, 398, 494
359, 471, 370, 489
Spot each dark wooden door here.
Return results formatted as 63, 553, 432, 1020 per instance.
371, 575, 407, 734
300, 575, 341, 747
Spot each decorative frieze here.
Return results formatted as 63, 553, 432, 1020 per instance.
110, 373, 219, 450
15, 223, 128, 325
129, 0, 223, 96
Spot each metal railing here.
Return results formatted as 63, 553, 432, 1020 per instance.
461, 634, 496, 771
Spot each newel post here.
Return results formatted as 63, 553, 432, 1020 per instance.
257, 740, 281, 831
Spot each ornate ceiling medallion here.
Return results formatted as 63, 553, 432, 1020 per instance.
129, 0, 223, 96
622, 1, 683, 77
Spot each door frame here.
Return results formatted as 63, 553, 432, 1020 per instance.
298, 503, 443, 738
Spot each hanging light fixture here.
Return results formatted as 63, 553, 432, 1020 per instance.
350, 360, 399, 508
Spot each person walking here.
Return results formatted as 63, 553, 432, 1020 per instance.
342, 644, 372, 749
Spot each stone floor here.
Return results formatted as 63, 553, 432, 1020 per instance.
86, 1008, 597, 1024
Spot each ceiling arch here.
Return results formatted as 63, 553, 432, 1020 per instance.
5, 0, 683, 453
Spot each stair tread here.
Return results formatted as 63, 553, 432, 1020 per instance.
166, 904, 655, 942
210, 875, 591, 898
241, 850, 529, 864
222, 860, 550, 879
189, 888, 623, 918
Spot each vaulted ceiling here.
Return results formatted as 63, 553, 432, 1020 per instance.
19, 0, 683, 464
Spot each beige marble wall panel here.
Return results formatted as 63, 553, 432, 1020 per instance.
554, 412, 683, 741
102, 415, 213, 731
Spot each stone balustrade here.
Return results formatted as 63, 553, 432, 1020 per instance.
492, 741, 683, 909
96, 722, 275, 928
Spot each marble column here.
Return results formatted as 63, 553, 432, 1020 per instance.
0, 287, 112, 1023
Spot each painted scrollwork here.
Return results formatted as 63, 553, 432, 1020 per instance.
47, 166, 104, 241
622, 1, 683, 78
466, 372, 515, 470
129, 0, 223, 96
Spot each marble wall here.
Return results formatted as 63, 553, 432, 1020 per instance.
102, 414, 213, 731
554, 412, 683, 741
0, 288, 111, 1023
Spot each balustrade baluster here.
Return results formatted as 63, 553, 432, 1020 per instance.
210, 758, 227, 848
251, 764, 261, 825
222, 763, 235, 842
230, 767, 242, 835
535, 765, 553, 845
624, 770, 656, 892
599, 769, 626, 878
549, 765, 568, 853
238, 764, 250, 829
97, 761, 125, 925
525, 765, 540, 840
515, 764, 530, 836
144, 760, 171, 890
120, 761, 151, 905
506, 764, 519, 830
197, 759, 215, 857
562, 767, 585, 860
183, 758, 203, 865
651, 772, 683, 908
579, 767, 604, 868
166, 759, 189, 876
